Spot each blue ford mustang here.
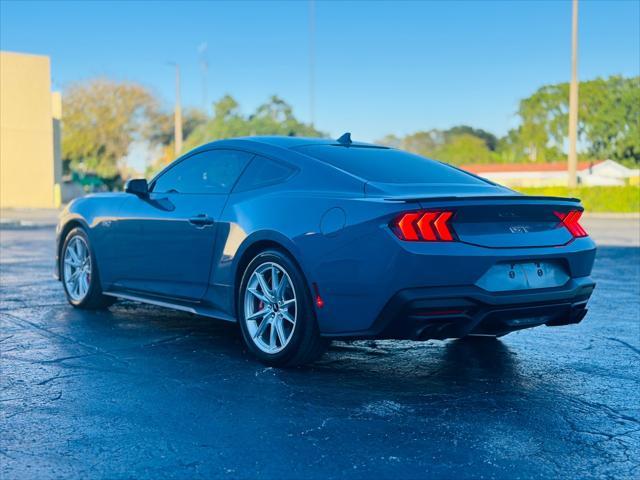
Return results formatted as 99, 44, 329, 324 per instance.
56, 134, 596, 366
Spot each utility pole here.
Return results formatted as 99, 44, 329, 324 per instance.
173, 63, 183, 156
568, 0, 579, 188
308, 0, 316, 127
198, 42, 209, 113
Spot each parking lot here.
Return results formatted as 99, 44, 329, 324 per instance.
1, 221, 639, 479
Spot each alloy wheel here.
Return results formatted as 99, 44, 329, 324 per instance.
243, 262, 297, 354
63, 236, 92, 302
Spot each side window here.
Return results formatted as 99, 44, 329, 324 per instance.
153, 149, 253, 194
233, 155, 296, 192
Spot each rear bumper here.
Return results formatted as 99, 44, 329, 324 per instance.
324, 276, 595, 340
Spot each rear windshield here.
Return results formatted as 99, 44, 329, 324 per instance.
297, 145, 488, 185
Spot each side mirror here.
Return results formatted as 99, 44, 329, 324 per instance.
125, 178, 149, 197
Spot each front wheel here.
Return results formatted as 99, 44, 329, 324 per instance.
61, 227, 115, 309
238, 250, 328, 367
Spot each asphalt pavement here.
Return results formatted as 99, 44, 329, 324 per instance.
1, 225, 639, 479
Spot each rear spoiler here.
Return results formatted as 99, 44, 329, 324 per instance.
384, 195, 581, 204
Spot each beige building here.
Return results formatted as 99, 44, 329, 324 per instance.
0, 51, 62, 208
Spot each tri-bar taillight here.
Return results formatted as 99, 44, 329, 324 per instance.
554, 209, 588, 238
391, 210, 456, 242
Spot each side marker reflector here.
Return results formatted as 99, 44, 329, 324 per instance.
312, 282, 324, 309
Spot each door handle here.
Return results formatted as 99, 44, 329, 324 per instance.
188, 214, 214, 227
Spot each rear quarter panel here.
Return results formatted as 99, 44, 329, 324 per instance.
209, 182, 412, 328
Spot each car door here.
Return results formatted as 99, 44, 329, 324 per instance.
111, 148, 253, 301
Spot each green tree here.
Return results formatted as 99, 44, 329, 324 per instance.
62, 78, 160, 181
517, 75, 640, 165
580, 76, 640, 164
150, 107, 208, 147
445, 125, 498, 151
182, 95, 248, 151
401, 130, 442, 157
379, 76, 639, 167
434, 133, 495, 165
517, 84, 567, 162
377, 128, 495, 165
249, 95, 321, 137
183, 94, 324, 152
376, 134, 402, 149
495, 128, 524, 164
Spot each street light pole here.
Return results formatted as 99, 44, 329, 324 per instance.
173, 63, 183, 156
568, 0, 579, 188
198, 42, 209, 113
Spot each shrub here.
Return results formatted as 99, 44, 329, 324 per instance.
516, 186, 640, 213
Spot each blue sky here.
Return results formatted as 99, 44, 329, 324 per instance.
1, 0, 639, 142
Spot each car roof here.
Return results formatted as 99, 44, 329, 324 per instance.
196, 135, 380, 151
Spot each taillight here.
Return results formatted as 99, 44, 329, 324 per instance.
391, 210, 457, 242
554, 210, 588, 238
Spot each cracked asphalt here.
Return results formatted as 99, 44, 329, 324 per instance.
1, 227, 639, 479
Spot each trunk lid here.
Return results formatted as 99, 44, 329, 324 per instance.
446, 203, 577, 248
367, 182, 582, 248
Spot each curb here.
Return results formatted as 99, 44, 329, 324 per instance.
0, 220, 57, 230
582, 213, 640, 219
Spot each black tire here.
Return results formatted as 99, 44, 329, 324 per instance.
237, 249, 328, 367
60, 227, 115, 310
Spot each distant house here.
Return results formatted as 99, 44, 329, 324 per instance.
460, 160, 639, 187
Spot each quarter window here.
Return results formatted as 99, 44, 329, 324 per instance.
233, 155, 295, 192
153, 149, 253, 194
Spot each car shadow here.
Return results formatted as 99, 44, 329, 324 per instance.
104, 304, 527, 394
306, 336, 522, 392
70, 301, 538, 403
84, 301, 522, 387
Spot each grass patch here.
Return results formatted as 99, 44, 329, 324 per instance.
516, 186, 640, 213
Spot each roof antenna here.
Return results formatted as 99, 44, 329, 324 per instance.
337, 132, 352, 145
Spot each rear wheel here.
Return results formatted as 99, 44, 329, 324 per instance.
61, 227, 114, 309
238, 250, 328, 367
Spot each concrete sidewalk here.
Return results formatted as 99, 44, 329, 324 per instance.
581, 215, 640, 247
0, 208, 60, 229
1, 208, 638, 246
